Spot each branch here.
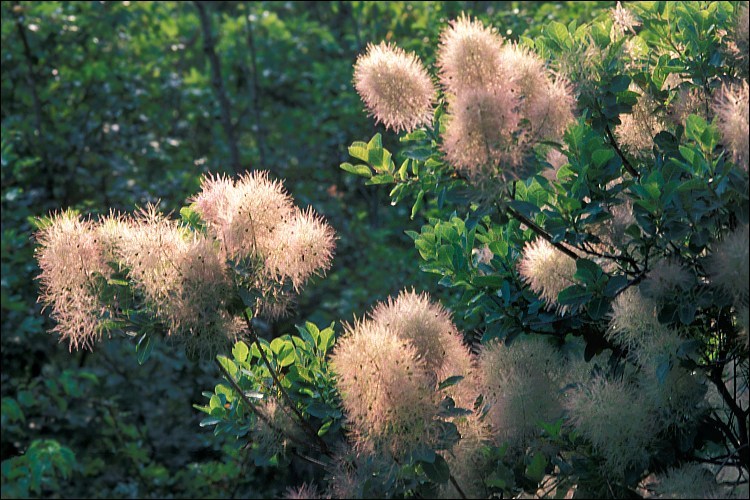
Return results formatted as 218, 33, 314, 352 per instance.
241, 309, 331, 455
708, 368, 749, 467
244, 3, 267, 169
605, 124, 640, 179
194, 1, 243, 175
506, 205, 580, 260
449, 473, 468, 499
213, 358, 331, 468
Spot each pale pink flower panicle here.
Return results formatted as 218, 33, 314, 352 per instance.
542, 149, 569, 181
283, 482, 324, 500
616, 84, 667, 156
35, 210, 112, 350
264, 207, 336, 291
370, 290, 475, 408
707, 224, 750, 304
116, 204, 238, 357
649, 463, 721, 499
354, 41, 436, 133
191, 171, 295, 259
607, 287, 662, 352
714, 81, 749, 170
610, 1, 641, 39
478, 336, 563, 447
518, 238, 577, 313
191, 171, 336, 321
330, 320, 438, 456
441, 86, 522, 181
499, 44, 575, 143
437, 13, 505, 94
565, 376, 656, 476
640, 259, 694, 301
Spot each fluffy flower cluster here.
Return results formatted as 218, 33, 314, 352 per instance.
518, 238, 577, 313
727, 3, 749, 76
330, 290, 474, 458
713, 81, 749, 170
640, 259, 694, 302
370, 290, 473, 387
440, 414, 493, 499
35, 210, 114, 350
35, 172, 336, 354
607, 287, 666, 353
191, 171, 335, 317
441, 27, 575, 183
610, 1, 641, 39
565, 376, 657, 476
707, 224, 749, 305
353, 14, 575, 185
647, 463, 721, 499
118, 205, 240, 357
282, 483, 322, 500
330, 320, 438, 456
616, 83, 667, 156
477, 336, 564, 448
667, 84, 711, 127
353, 41, 436, 133
437, 14, 506, 93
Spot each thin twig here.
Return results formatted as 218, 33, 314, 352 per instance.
244, 3, 267, 169
605, 123, 640, 179
241, 309, 331, 455
506, 205, 580, 260
213, 357, 328, 463
449, 473, 468, 499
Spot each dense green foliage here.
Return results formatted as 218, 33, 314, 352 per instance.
3, 1, 748, 499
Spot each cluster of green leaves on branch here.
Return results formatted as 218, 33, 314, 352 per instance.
336, 1, 749, 498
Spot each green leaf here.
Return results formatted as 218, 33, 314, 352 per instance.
411, 190, 425, 220
232, 341, 249, 363
574, 258, 602, 283
348, 141, 369, 162
592, 148, 614, 168
421, 454, 450, 484
472, 275, 506, 288
340, 162, 372, 177
199, 417, 221, 427
367, 133, 382, 151
604, 275, 628, 297
410, 445, 436, 463
438, 375, 465, 391
318, 324, 335, 354
304, 321, 320, 343
608, 75, 632, 93
509, 200, 540, 217
587, 296, 609, 320
685, 114, 707, 142
317, 420, 333, 436
106, 278, 130, 287
546, 21, 573, 49
136, 333, 154, 365
179, 205, 203, 230
366, 173, 394, 185
216, 355, 239, 379
238, 288, 255, 308
525, 452, 547, 483
209, 394, 222, 410
557, 285, 592, 307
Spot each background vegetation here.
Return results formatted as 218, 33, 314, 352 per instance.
3, 1, 743, 499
